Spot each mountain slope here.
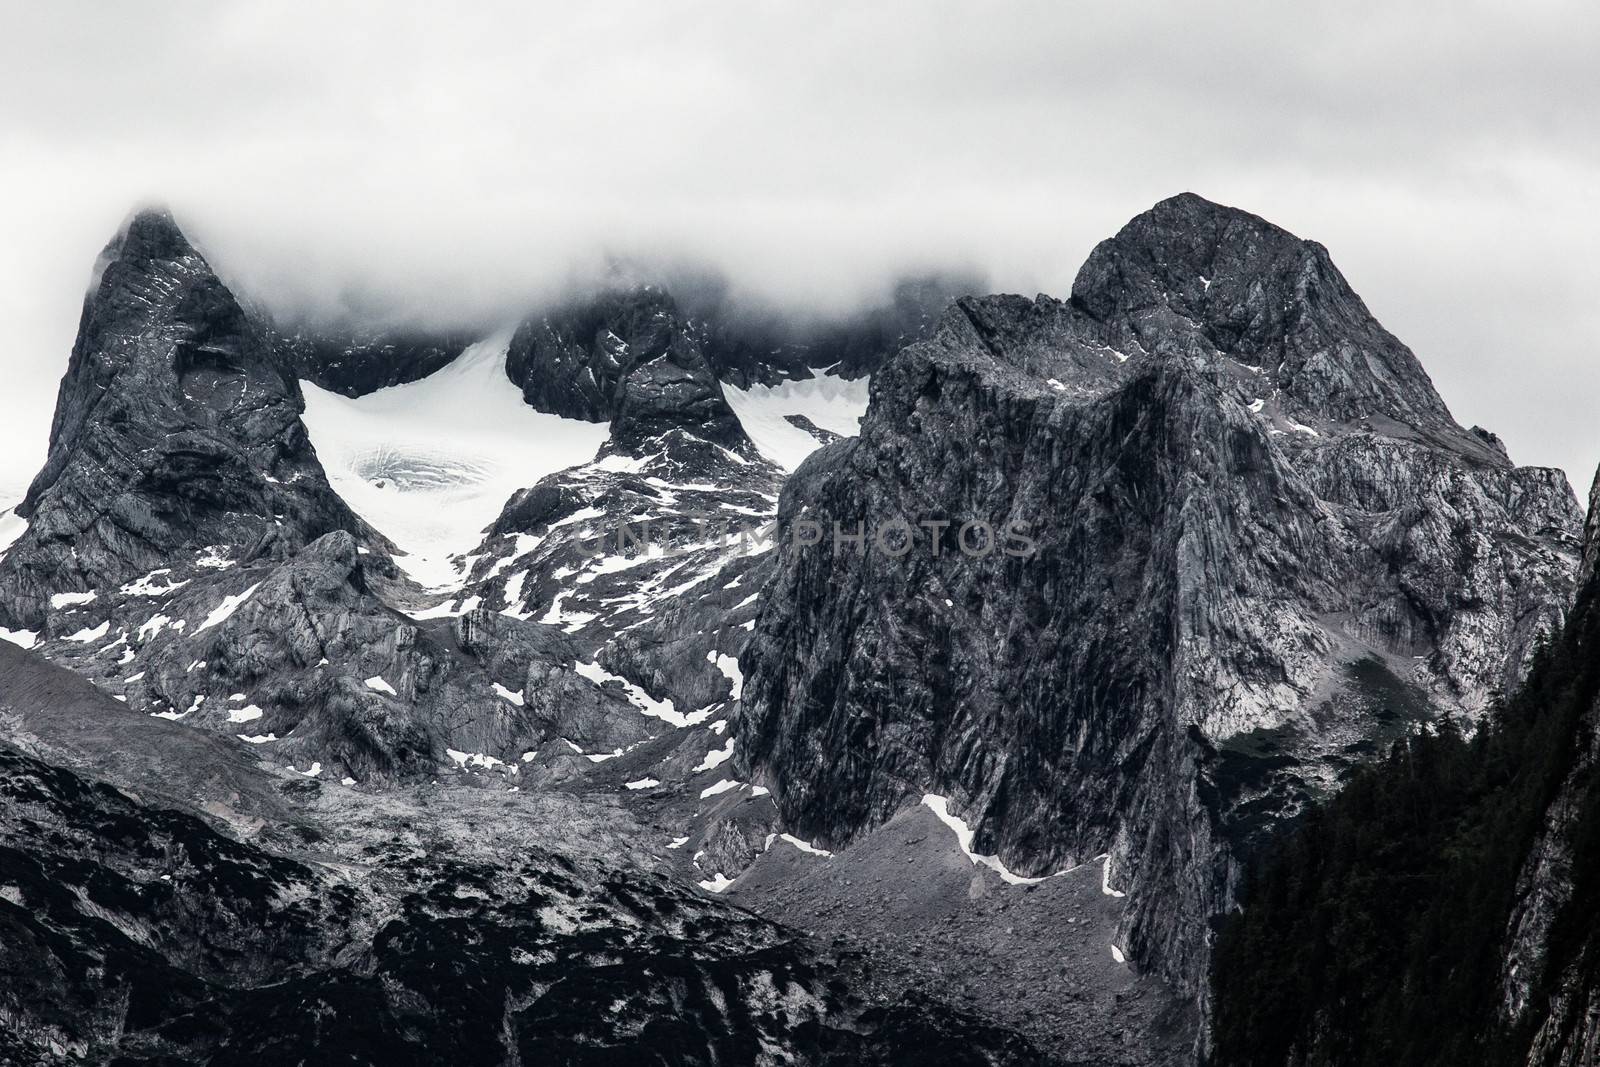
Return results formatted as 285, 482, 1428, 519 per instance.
1210, 464, 1600, 1066
0, 640, 1049, 1066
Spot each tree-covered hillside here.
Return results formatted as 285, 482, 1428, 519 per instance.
1212, 580, 1600, 1066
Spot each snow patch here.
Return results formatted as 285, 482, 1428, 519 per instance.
300, 332, 608, 590
120, 569, 189, 597
51, 591, 97, 609
137, 614, 177, 642
0, 627, 38, 650
499, 570, 532, 619
1100, 854, 1126, 898
64, 620, 110, 643
195, 546, 234, 569
365, 675, 397, 696
447, 749, 504, 769
699, 778, 741, 799
722, 375, 869, 471
922, 794, 1051, 886
194, 582, 262, 633
708, 650, 744, 700
572, 659, 702, 726
776, 833, 832, 857
693, 737, 735, 773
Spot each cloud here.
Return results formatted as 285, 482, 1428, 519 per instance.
1, 0, 1597, 493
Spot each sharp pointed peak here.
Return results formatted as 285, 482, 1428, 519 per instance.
86, 203, 206, 295
114, 203, 198, 261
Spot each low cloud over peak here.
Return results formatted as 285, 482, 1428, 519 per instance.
2, 1, 1598, 491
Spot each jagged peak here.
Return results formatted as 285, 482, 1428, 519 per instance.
1069, 193, 1467, 437
87, 204, 203, 296
114, 204, 198, 262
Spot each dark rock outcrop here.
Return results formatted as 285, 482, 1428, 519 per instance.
505, 283, 754, 453
505, 285, 687, 420
608, 337, 750, 453
267, 323, 467, 397
736, 193, 1581, 1004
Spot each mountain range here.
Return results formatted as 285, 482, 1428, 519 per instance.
0, 193, 1591, 1065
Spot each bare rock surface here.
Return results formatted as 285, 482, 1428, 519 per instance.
737, 193, 1582, 1003
0, 638, 1056, 1065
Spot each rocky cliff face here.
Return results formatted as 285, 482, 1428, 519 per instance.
737, 193, 1581, 1000
1500, 487, 1600, 1066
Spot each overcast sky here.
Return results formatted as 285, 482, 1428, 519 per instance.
2, 1, 1597, 500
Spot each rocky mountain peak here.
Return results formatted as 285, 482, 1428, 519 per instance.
0, 206, 372, 632
1071, 192, 1467, 445
1071, 193, 1305, 323
111, 205, 197, 266
738, 194, 1580, 1005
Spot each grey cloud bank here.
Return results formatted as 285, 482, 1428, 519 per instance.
2, 1, 1597, 495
